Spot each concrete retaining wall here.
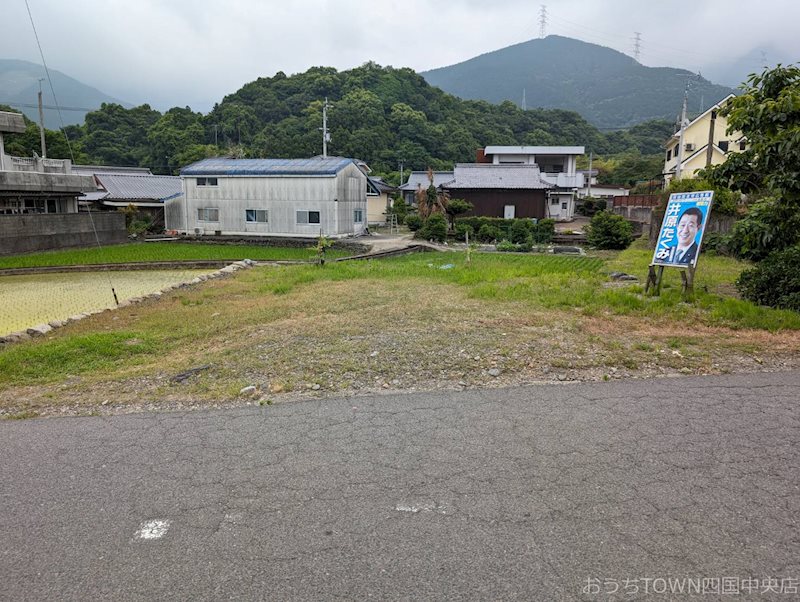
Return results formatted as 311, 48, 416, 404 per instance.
0, 212, 127, 256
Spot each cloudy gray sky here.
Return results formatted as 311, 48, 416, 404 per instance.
2, 0, 797, 111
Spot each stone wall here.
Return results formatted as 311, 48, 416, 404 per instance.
0, 212, 127, 256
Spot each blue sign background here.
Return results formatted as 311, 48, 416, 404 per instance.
652, 191, 714, 268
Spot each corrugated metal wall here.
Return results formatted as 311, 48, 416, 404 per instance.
170, 164, 367, 237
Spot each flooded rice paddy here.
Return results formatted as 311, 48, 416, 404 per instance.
0, 269, 212, 335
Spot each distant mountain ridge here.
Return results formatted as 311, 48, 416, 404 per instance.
422, 36, 737, 129
0, 59, 131, 128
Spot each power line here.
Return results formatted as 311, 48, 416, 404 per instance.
24, 0, 119, 307
1, 101, 95, 113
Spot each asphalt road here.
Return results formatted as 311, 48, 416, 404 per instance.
2, 372, 799, 601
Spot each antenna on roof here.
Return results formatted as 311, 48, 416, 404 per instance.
539, 5, 547, 38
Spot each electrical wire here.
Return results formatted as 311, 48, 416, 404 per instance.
24, 0, 119, 306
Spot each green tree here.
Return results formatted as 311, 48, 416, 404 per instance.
703, 65, 800, 260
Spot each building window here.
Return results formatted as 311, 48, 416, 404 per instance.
739, 141, 746, 151
246, 209, 268, 223
718, 141, 729, 152
197, 207, 219, 221
561, 202, 568, 210
354, 209, 363, 223
197, 177, 218, 186
666, 149, 672, 161
550, 197, 559, 205
296, 210, 321, 225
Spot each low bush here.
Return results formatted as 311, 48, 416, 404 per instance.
533, 218, 555, 244
454, 223, 474, 241
586, 211, 634, 250
736, 245, 800, 310
404, 214, 422, 232
416, 214, 448, 242
477, 224, 504, 243
455, 217, 554, 244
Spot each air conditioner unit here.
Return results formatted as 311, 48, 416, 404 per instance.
194, 228, 202, 235
684, 143, 696, 152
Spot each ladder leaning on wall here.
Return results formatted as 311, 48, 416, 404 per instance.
387, 213, 399, 234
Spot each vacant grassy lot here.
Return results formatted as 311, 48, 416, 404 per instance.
1, 240, 798, 418
0, 241, 353, 269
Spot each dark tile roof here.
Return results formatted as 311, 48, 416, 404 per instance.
95, 173, 182, 202
443, 164, 553, 190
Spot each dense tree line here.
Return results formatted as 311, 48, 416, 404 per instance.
2, 63, 672, 179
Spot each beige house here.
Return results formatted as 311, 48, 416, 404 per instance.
366, 177, 397, 225
662, 94, 745, 185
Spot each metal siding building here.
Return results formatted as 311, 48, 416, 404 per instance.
169, 158, 367, 238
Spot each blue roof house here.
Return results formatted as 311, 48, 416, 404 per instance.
168, 157, 368, 238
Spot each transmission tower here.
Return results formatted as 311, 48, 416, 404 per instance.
633, 32, 642, 61
539, 5, 547, 38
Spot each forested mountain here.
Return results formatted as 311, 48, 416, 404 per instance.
3, 62, 673, 177
422, 36, 736, 129
0, 59, 131, 128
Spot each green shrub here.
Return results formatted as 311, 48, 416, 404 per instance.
702, 232, 732, 256
727, 197, 800, 261
416, 214, 448, 242
454, 223, 474, 241
495, 239, 517, 252
477, 224, 504, 243
510, 219, 534, 244
404, 214, 422, 231
586, 211, 634, 249
391, 196, 408, 224
533, 218, 555, 243
736, 245, 800, 310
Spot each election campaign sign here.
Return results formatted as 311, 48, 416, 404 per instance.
652, 191, 714, 268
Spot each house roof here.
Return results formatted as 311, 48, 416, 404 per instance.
181, 157, 355, 177
399, 171, 454, 191
443, 164, 553, 190
666, 94, 737, 143
367, 177, 398, 194
484, 145, 585, 156
72, 164, 153, 177
0, 111, 26, 134
93, 173, 182, 202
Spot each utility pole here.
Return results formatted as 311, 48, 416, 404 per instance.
586, 151, 593, 198
706, 109, 717, 167
321, 97, 332, 158
398, 158, 404, 186
213, 124, 218, 147
674, 85, 689, 180
37, 78, 46, 159
538, 5, 547, 38
633, 32, 642, 62
522, 88, 527, 111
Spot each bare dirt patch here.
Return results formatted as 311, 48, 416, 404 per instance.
2, 270, 798, 419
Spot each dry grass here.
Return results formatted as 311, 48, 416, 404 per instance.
1, 250, 798, 417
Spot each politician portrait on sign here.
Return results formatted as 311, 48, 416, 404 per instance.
652, 192, 713, 269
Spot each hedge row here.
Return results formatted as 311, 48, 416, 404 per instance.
454, 217, 555, 243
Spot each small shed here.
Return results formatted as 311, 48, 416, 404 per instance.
168, 157, 367, 238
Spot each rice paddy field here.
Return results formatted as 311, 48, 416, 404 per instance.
0, 270, 212, 335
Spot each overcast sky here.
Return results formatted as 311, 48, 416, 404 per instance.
3, 0, 798, 111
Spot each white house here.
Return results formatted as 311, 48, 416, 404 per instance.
479, 146, 586, 220
167, 157, 368, 238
